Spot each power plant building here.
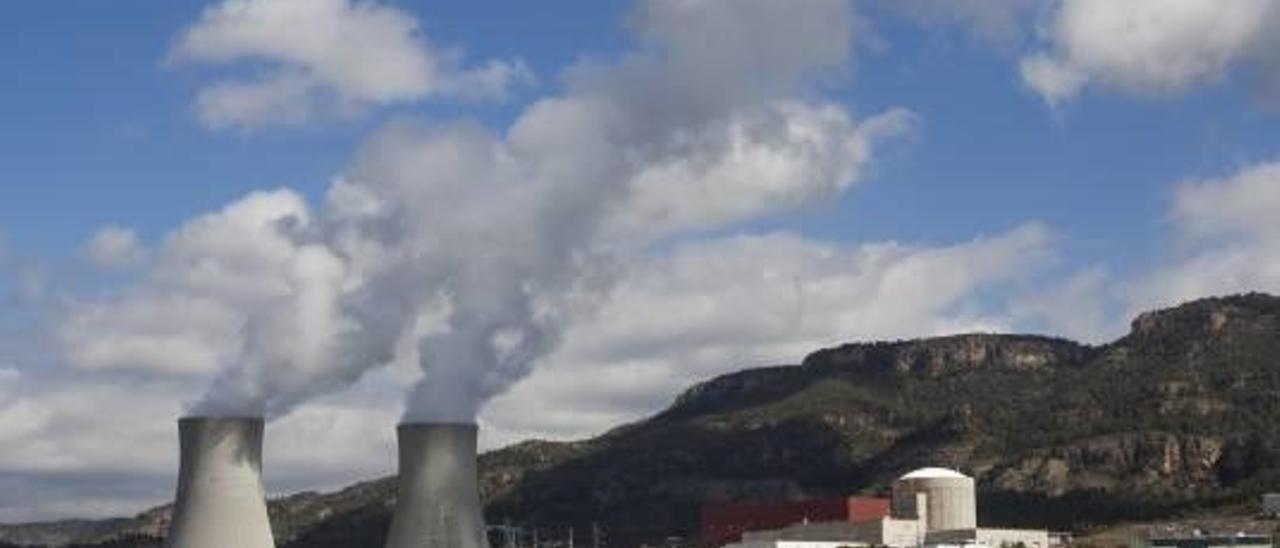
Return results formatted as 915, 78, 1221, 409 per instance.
702, 497, 891, 547
892, 468, 978, 533
721, 468, 1051, 548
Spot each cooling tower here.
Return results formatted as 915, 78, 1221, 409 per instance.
384, 422, 490, 548
891, 467, 977, 532
166, 417, 275, 548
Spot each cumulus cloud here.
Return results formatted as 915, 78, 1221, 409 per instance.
1, 235, 46, 305
882, 0, 1041, 47
1133, 161, 1280, 311
1173, 162, 1280, 241
1007, 266, 1121, 343
1019, 0, 1280, 105
0, 368, 404, 522
11, 222, 1060, 519
615, 104, 918, 238
171, 0, 530, 129
484, 224, 1054, 442
59, 189, 357, 416
82, 225, 148, 270
30, 0, 931, 518
999, 159, 1280, 339
56, 0, 917, 423
320, 0, 902, 423
0, 368, 18, 409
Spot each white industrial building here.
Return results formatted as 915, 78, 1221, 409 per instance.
893, 468, 978, 534
733, 519, 922, 548
724, 467, 1051, 548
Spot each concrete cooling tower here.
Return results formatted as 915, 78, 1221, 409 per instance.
891, 467, 977, 533
384, 422, 491, 548
166, 417, 276, 548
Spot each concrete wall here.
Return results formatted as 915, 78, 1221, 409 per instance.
880, 519, 927, 548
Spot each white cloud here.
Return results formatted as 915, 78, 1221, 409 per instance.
172, 0, 529, 129
0, 236, 48, 305
192, 71, 316, 130
995, 161, 1280, 341
614, 103, 918, 238
483, 224, 1054, 443
65, 0, 915, 426
0, 369, 405, 522
82, 225, 148, 270
59, 190, 360, 422
1008, 266, 1121, 343
0, 368, 19, 408
630, 0, 857, 95
1131, 161, 1280, 312
22, 0, 933, 519
1018, 52, 1088, 106
883, 0, 1040, 47
1173, 162, 1280, 241
1020, 0, 1279, 105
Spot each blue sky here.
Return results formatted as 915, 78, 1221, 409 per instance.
3, 1, 1277, 272
0, 1, 626, 255
4, 1, 1274, 267
3, 0, 1280, 522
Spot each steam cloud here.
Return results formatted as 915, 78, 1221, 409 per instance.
60, 0, 915, 422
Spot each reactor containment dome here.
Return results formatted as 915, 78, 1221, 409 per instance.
891, 467, 977, 533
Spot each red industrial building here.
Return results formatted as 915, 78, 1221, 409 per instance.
700, 497, 891, 547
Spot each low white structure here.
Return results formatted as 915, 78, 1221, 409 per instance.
727, 468, 1051, 548
850, 517, 926, 547
733, 521, 864, 544
928, 527, 1050, 548
166, 417, 276, 548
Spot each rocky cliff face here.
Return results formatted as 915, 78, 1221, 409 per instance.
6, 293, 1280, 548
803, 333, 1095, 376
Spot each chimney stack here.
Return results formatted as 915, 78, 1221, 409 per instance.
384, 422, 490, 548
166, 417, 276, 548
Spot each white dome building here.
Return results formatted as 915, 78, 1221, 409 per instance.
891, 467, 977, 533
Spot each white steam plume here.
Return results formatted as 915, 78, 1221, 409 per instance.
62, 0, 915, 422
